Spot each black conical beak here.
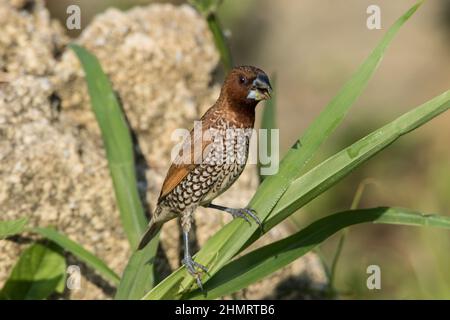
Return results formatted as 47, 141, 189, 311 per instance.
247, 74, 273, 101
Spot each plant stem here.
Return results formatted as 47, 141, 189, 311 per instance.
207, 12, 233, 73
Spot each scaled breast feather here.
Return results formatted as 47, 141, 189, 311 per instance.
158, 118, 215, 201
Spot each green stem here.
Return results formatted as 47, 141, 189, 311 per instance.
207, 12, 233, 73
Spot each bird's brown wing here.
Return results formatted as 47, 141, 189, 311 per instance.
158, 118, 215, 202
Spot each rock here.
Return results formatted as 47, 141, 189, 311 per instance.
0, 0, 327, 299
0, 0, 67, 76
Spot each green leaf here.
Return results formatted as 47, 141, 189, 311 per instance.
0, 218, 28, 239
183, 207, 450, 299
206, 13, 233, 73
265, 90, 450, 232
32, 227, 120, 286
143, 2, 423, 299
70, 44, 147, 249
115, 232, 159, 299
0, 243, 66, 300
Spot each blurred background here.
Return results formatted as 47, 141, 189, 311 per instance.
45, 0, 450, 299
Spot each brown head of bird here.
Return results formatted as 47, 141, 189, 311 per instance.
221, 66, 272, 109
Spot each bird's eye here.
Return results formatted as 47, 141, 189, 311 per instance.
239, 76, 247, 84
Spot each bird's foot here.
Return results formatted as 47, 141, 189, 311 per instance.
227, 208, 262, 229
205, 203, 264, 232
182, 255, 208, 290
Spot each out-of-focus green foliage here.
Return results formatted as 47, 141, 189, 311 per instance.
0, 218, 28, 240
0, 244, 66, 300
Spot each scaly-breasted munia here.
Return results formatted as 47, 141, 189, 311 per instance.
138, 66, 272, 288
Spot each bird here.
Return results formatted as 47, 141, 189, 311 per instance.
138, 66, 272, 289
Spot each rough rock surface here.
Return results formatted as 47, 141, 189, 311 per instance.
0, 0, 327, 299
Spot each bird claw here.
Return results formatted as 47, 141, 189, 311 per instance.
182, 255, 208, 290
229, 208, 263, 231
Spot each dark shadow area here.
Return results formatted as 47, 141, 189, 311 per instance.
1, 277, 63, 300
48, 92, 62, 122
59, 254, 117, 298
261, 274, 329, 300
18, 0, 35, 13
116, 92, 151, 221
6, 234, 35, 246
154, 242, 173, 285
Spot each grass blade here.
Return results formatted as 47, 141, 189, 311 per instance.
0, 243, 66, 300
0, 218, 120, 286
183, 207, 450, 299
190, 0, 232, 72
70, 44, 147, 248
143, 2, 423, 299
32, 227, 120, 286
0, 218, 28, 239
257, 0, 423, 208
265, 91, 450, 231
235, 90, 449, 296
206, 13, 232, 73
115, 232, 159, 299
146, 88, 449, 299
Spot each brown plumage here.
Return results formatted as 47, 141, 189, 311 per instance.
138, 66, 272, 289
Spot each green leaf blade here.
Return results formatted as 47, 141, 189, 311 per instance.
115, 233, 159, 299
71, 43, 160, 296
0, 218, 28, 239
32, 227, 120, 286
0, 243, 66, 300
143, 2, 424, 299
267, 91, 450, 231
184, 207, 450, 299
190, 0, 232, 72
69, 44, 147, 249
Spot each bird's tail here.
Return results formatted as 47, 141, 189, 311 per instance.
137, 207, 163, 250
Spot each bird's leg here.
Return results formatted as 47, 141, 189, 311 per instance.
180, 211, 208, 290
204, 203, 262, 230
182, 231, 208, 290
